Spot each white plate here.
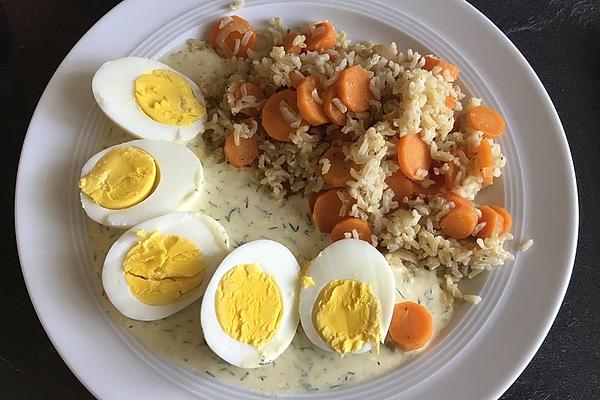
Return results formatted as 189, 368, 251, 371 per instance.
15, 0, 577, 399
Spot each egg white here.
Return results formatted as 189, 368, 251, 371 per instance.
200, 240, 300, 368
102, 212, 230, 321
79, 139, 203, 228
299, 239, 395, 354
92, 56, 206, 143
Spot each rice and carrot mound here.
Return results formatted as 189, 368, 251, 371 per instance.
171, 16, 515, 301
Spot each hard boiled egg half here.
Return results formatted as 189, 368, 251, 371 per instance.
93, 56, 206, 143
103, 212, 229, 321
78, 139, 203, 228
201, 240, 300, 368
299, 239, 395, 356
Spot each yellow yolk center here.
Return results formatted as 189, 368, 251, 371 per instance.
78, 146, 157, 209
123, 231, 205, 306
134, 69, 205, 126
215, 264, 283, 347
313, 279, 382, 356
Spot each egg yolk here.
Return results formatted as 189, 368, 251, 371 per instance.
123, 231, 205, 306
312, 279, 382, 356
134, 69, 205, 126
78, 146, 157, 209
215, 264, 283, 347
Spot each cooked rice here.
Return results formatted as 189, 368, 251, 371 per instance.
184, 18, 517, 301
518, 239, 534, 251
229, 0, 244, 10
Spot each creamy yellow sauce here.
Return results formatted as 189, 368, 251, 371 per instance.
83, 45, 455, 394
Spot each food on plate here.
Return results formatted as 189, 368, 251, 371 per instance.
102, 212, 229, 321
305, 21, 337, 52
422, 55, 460, 79
78, 139, 203, 228
311, 188, 354, 233
211, 15, 256, 58
388, 301, 433, 351
330, 217, 372, 242
299, 239, 395, 355
92, 57, 206, 143
224, 132, 260, 167
201, 240, 299, 368
466, 104, 505, 138
80, 13, 528, 393
260, 88, 304, 141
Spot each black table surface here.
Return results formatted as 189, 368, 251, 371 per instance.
3, 1, 599, 399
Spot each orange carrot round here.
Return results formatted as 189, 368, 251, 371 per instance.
322, 146, 355, 187
397, 134, 432, 181
224, 133, 260, 168
306, 21, 336, 52
330, 218, 372, 242
475, 206, 504, 238
337, 65, 373, 112
466, 105, 505, 138
261, 89, 303, 142
388, 301, 433, 351
440, 205, 479, 240
385, 170, 414, 202
311, 189, 354, 233
423, 55, 460, 79
297, 75, 329, 125
490, 205, 512, 234
234, 82, 265, 116
473, 138, 494, 185
442, 192, 473, 209
210, 16, 256, 58
283, 31, 302, 54
322, 83, 347, 126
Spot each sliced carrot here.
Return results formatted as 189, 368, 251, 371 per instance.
330, 218, 372, 242
312, 189, 354, 233
322, 147, 356, 187
224, 133, 259, 167
261, 89, 304, 142
297, 75, 329, 125
388, 301, 433, 351
234, 82, 265, 116
473, 138, 494, 185
337, 65, 373, 112
385, 170, 414, 202
442, 192, 473, 209
465, 105, 505, 138
397, 134, 432, 181
322, 83, 347, 126
475, 206, 504, 238
423, 55, 459, 79
489, 205, 512, 235
283, 31, 302, 54
289, 70, 305, 89
445, 95, 456, 109
210, 16, 256, 58
440, 205, 479, 240
306, 21, 336, 52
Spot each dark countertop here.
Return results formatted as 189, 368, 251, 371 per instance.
2, 1, 599, 399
